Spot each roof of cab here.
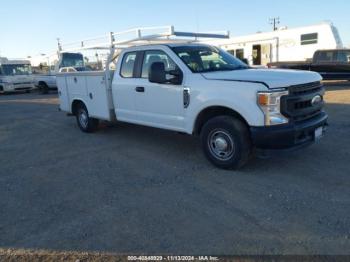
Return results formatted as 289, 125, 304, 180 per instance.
165, 43, 212, 48
122, 42, 213, 52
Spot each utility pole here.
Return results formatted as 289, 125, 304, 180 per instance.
269, 17, 280, 31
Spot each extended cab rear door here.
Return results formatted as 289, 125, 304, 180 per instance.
112, 51, 139, 123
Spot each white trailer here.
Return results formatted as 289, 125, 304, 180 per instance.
210, 22, 343, 66
56, 26, 328, 169
0, 58, 35, 93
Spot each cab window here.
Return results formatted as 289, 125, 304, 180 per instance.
120, 52, 137, 78
316, 51, 336, 63
337, 50, 350, 63
141, 50, 176, 78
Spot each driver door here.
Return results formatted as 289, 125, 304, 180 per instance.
133, 50, 186, 131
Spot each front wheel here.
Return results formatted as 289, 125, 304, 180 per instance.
75, 103, 99, 133
200, 116, 252, 170
39, 83, 49, 94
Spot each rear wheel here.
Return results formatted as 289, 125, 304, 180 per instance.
200, 116, 252, 170
75, 103, 99, 133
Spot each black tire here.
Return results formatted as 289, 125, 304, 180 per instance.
75, 103, 99, 133
39, 83, 49, 94
200, 116, 252, 170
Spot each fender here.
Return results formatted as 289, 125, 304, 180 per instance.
71, 98, 88, 115
186, 99, 264, 134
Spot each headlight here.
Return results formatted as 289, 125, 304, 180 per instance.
257, 90, 289, 126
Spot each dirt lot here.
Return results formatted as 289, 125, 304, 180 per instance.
0, 82, 349, 257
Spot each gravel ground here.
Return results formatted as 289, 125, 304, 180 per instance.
0, 82, 349, 256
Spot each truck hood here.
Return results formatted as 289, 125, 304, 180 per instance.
201, 69, 322, 89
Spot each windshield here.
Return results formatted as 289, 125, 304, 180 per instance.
60, 53, 84, 68
171, 45, 249, 73
0, 64, 32, 76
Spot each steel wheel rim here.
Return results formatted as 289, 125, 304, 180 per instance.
78, 109, 88, 129
208, 129, 235, 160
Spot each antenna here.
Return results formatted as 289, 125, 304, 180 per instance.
269, 17, 280, 31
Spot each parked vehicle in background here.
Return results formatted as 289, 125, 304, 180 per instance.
210, 22, 343, 67
31, 52, 85, 94
33, 64, 57, 94
268, 49, 350, 80
56, 26, 328, 170
0, 58, 34, 93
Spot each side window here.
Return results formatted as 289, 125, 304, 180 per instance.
301, 33, 318, 45
336, 50, 350, 63
120, 52, 137, 78
316, 51, 336, 63
141, 50, 176, 78
227, 50, 235, 56
236, 49, 244, 60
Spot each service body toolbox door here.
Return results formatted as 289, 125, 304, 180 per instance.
56, 74, 70, 112
85, 71, 111, 120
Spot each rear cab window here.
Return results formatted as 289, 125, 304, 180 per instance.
315, 51, 337, 63
120, 52, 137, 78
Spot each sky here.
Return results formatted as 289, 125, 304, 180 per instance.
1, 0, 349, 58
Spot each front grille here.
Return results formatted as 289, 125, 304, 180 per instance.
281, 81, 325, 122
289, 81, 323, 95
294, 100, 311, 109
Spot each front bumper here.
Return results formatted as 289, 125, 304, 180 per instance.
0, 83, 35, 93
250, 112, 328, 150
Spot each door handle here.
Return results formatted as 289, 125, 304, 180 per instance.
135, 86, 145, 92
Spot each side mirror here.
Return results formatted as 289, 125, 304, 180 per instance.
149, 62, 166, 83
168, 69, 183, 85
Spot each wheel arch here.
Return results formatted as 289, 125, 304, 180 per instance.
71, 99, 86, 115
193, 106, 250, 136
38, 81, 48, 86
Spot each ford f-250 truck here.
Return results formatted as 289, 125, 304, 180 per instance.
268, 49, 350, 81
57, 27, 328, 169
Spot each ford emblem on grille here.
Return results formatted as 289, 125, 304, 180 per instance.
311, 95, 322, 106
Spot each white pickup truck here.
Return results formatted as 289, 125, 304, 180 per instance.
57, 27, 328, 169
33, 53, 86, 94
35, 74, 57, 94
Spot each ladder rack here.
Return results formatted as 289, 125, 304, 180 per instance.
57, 25, 230, 53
